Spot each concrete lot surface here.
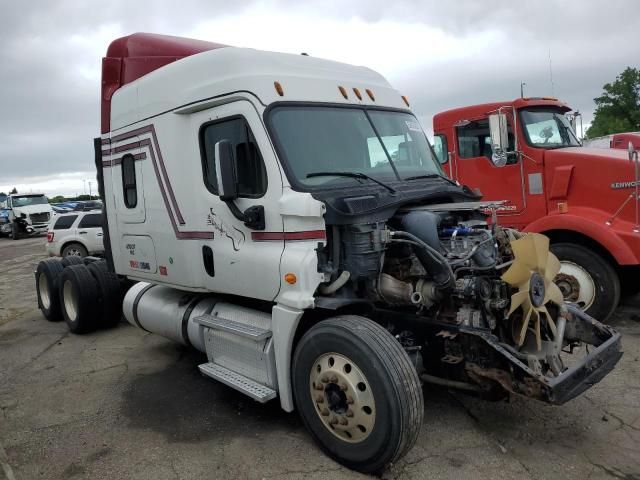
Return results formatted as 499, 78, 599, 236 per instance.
1, 236, 639, 479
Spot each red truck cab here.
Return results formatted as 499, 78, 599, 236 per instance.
433, 97, 640, 320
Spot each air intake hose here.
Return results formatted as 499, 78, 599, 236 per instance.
399, 211, 454, 290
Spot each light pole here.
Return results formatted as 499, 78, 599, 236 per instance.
88, 181, 93, 199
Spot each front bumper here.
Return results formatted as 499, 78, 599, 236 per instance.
464, 305, 622, 405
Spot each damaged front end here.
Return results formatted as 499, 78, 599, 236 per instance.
461, 304, 621, 404
316, 199, 623, 405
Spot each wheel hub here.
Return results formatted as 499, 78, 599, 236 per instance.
38, 272, 51, 310
310, 352, 376, 443
554, 272, 580, 302
554, 261, 595, 309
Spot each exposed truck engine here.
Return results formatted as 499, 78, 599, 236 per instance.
34, 33, 622, 474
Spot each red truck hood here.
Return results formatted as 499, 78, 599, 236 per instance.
544, 146, 637, 221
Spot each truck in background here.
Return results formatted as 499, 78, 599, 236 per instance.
33, 35, 621, 473
433, 98, 640, 321
582, 132, 640, 150
0, 193, 53, 239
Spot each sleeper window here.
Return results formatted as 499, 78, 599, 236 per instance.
201, 117, 267, 198
121, 155, 137, 208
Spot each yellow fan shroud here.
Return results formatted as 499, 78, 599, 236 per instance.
501, 233, 564, 350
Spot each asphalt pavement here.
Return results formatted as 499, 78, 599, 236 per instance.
0, 236, 639, 479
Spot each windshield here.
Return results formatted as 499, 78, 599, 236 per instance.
520, 109, 581, 148
268, 106, 443, 189
12, 195, 48, 207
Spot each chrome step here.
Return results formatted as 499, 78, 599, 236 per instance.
194, 314, 272, 341
198, 362, 277, 403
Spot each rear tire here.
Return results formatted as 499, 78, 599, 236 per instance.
35, 258, 65, 321
62, 242, 88, 258
61, 255, 84, 267
292, 315, 423, 473
86, 261, 122, 328
551, 243, 620, 322
58, 264, 99, 334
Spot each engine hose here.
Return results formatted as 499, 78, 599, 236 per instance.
391, 231, 454, 290
318, 270, 351, 295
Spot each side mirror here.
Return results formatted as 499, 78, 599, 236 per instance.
488, 113, 509, 167
214, 140, 238, 201
629, 141, 638, 162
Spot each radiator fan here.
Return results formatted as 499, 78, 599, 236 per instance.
501, 233, 564, 350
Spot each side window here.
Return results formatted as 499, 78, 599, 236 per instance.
433, 134, 448, 164
78, 213, 102, 229
201, 117, 267, 198
121, 154, 137, 208
457, 119, 515, 160
53, 215, 78, 230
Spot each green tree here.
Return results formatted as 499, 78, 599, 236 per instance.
49, 195, 66, 204
9, 187, 17, 194
586, 67, 640, 139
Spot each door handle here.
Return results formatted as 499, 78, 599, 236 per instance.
79, 231, 87, 234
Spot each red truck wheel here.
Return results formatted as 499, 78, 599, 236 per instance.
550, 243, 620, 322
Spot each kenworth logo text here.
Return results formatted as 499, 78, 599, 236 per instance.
611, 181, 639, 190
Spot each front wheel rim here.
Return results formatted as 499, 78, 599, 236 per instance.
39, 272, 51, 309
309, 352, 376, 443
555, 261, 596, 310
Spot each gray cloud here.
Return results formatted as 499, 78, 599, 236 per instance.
0, 0, 637, 193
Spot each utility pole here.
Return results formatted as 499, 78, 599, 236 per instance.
88, 181, 93, 199
548, 48, 555, 96
520, 82, 526, 98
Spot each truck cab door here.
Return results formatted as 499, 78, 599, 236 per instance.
452, 117, 541, 228
192, 100, 284, 300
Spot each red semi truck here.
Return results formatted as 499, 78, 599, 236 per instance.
433, 97, 640, 321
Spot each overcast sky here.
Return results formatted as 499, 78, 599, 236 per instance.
0, 0, 637, 197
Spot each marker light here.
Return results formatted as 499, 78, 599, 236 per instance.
274, 81, 284, 96
284, 273, 297, 285
365, 89, 375, 101
338, 86, 348, 99
558, 202, 568, 214
353, 87, 362, 100
401, 95, 410, 107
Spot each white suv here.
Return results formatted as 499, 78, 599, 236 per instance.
46, 211, 104, 257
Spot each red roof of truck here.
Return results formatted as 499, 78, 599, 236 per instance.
433, 98, 570, 131
101, 33, 228, 133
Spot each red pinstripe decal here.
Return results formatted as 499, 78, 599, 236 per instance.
104, 125, 213, 240
251, 230, 326, 241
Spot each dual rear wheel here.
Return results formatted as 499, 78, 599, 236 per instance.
36, 258, 122, 333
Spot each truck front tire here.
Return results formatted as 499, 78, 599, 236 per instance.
36, 258, 65, 321
11, 222, 19, 240
58, 264, 99, 334
550, 243, 620, 322
292, 315, 424, 473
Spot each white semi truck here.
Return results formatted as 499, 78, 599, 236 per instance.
34, 33, 622, 473
1, 193, 52, 239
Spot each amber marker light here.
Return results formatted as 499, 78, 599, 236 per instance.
274, 81, 284, 96
338, 86, 349, 99
284, 273, 297, 285
558, 202, 568, 213
365, 89, 375, 101
401, 95, 410, 107
353, 87, 362, 100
